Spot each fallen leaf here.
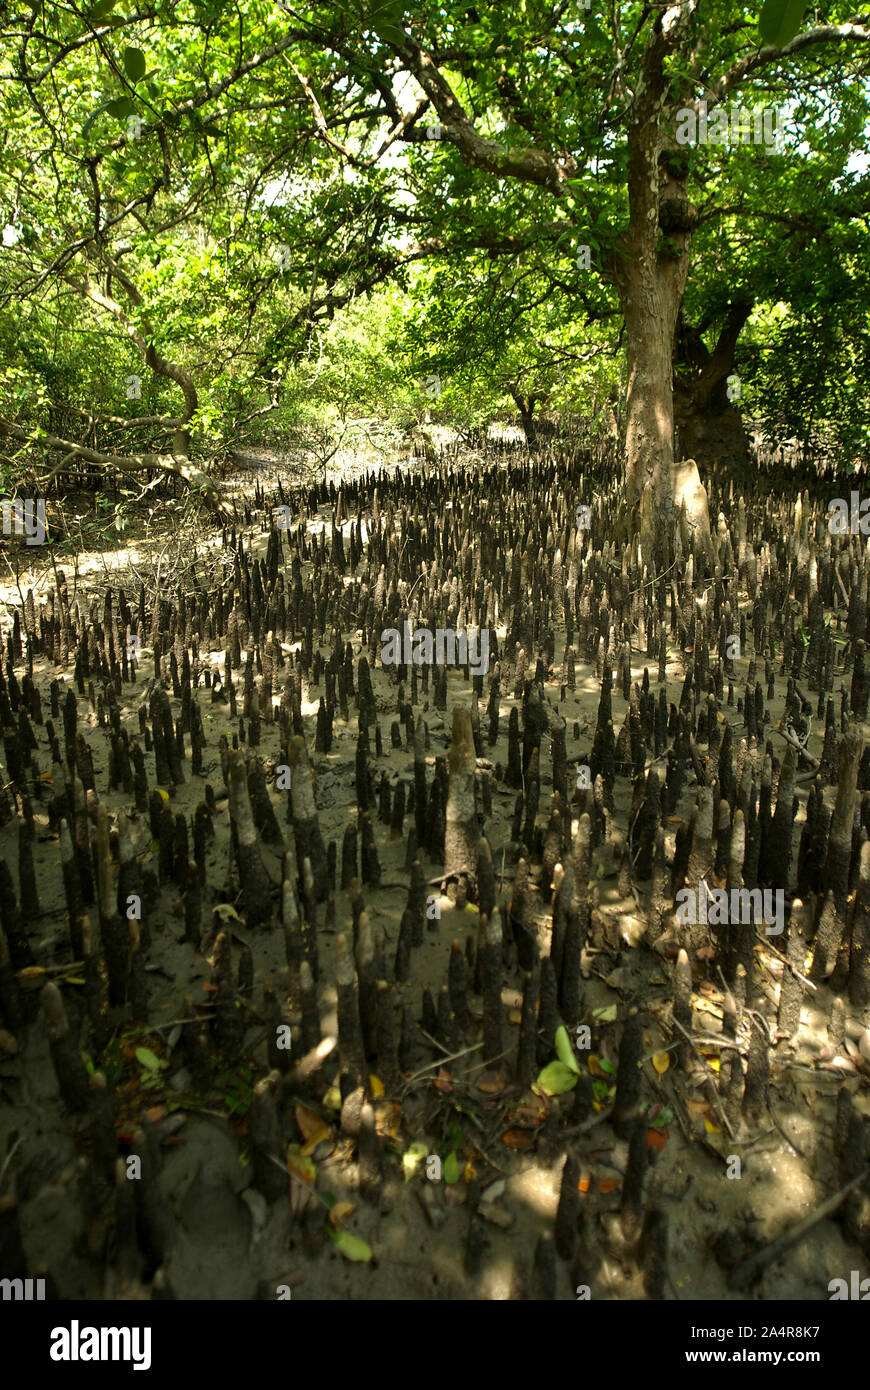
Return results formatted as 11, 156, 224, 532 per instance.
508, 1008, 522, 1025
374, 1100, 401, 1138
651, 1051, 670, 1077
598, 1177, 620, 1194
135, 1047, 165, 1072
512, 1093, 549, 1127
535, 1060, 579, 1096
686, 1098, 710, 1116
16, 966, 46, 987
368, 1074, 384, 1098
502, 1129, 534, 1149
328, 1201, 356, 1228
443, 1152, 460, 1184
296, 1104, 329, 1143
286, 1144, 316, 1184
329, 1228, 372, 1262
432, 1068, 453, 1095
477, 1069, 507, 1095
402, 1141, 429, 1182
212, 902, 243, 925
555, 1025, 581, 1076
577, 1174, 591, 1193
592, 1004, 618, 1022
647, 1127, 668, 1152
703, 1117, 721, 1134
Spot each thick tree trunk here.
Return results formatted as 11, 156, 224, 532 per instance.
608, 3, 709, 568
509, 385, 539, 452
673, 300, 753, 477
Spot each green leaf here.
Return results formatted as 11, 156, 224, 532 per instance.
88, 0, 118, 19
536, 1060, 580, 1095
122, 47, 147, 83
328, 1228, 373, 1262
592, 1079, 610, 1101
374, 23, 405, 45
592, 1004, 617, 1022
555, 1025, 580, 1075
758, 0, 809, 47
82, 99, 116, 138
402, 1140, 428, 1182
135, 1046, 164, 1072
443, 1151, 460, 1184
107, 97, 136, 119
650, 1106, 674, 1130
598, 1057, 616, 1076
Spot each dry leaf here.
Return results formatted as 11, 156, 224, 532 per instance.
651, 1051, 670, 1078
368, 1074, 385, 1098
703, 1117, 721, 1134
329, 1201, 356, 1228
647, 1127, 668, 1152
598, 1177, 620, 1195
295, 1104, 328, 1142
477, 1069, 508, 1095
502, 1129, 534, 1149
432, 1069, 453, 1094
374, 1100, 401, 1138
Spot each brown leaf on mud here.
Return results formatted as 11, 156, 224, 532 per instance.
502, 1129, 534, 1149
477, 1069, 508, 1095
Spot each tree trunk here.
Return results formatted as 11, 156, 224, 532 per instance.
608, 5, 710, 568
673, 300, 752, 477
507, 385, 540, 452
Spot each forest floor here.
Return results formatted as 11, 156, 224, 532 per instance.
0, 440, 866, 1301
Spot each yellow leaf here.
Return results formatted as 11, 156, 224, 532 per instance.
508, 1009, 522, 1025
402, 1141, 428, 1182
329, 1201, 356, 1228
703, 1117, 721, 1134
156, 788, 170, 804
652, 1051, 670, 1077
286, 1144, 316, 1183
375, 1100, 401, 1138
323, 1085, 341, 1112
368, 1074, 385, 1098
330, 1229, 372, 1262
296, 1104, 330, 1153
463, 1161, 477, 1183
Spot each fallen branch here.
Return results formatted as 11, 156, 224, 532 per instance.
728, 1166, 870, 1291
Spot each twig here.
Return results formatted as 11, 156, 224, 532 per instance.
728, 1166, 870, 1290
0, 1135, 23, 1193
668, 1013, 737, 1140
